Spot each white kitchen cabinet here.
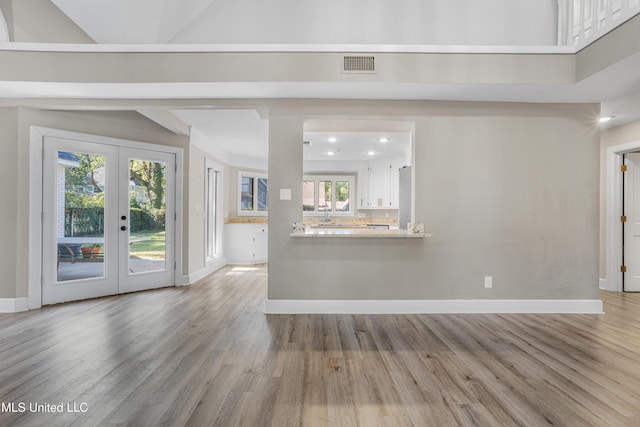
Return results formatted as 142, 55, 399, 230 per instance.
357, 159, 403, 209
253, 225, 268, 261
387, 160, 401, 208
225, 223, 268, 264
357, 165, 369, 209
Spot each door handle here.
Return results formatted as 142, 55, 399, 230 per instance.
121, 226, 127, 231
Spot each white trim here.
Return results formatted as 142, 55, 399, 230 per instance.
32, 126, 185, 155
0, 298, 29, 313
28, 127, 45, 310
265, 299, 604, 314
599, 278, 607, 290
184, 257, 227, 285
605, 139, 640, 292
174, 150, 184, 286
0, 42, 576, 54
28, 126, 185, 308
205, 159, 224, 264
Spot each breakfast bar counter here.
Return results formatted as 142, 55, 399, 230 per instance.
290, 228, 430, 238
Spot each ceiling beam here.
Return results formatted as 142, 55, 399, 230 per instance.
137, 109, 190, 135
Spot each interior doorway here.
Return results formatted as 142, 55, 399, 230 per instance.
41, 136, 176, 305
605, 140, 640, 292
622, 152, 640, 291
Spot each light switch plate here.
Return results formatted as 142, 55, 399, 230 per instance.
280, 188, 291, 200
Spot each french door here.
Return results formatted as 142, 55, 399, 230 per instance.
42, 137, 175, 305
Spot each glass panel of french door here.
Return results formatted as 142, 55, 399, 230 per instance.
118, 148, 175, 294
57, 151, 106, 281
42, 137, 118, 305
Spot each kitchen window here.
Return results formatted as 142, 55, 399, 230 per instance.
303, 175, 354, 216
238, 171, 268, 216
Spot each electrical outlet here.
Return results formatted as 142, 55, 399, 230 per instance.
484, 276, 492, 288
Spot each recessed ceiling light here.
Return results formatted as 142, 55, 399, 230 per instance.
378, 137, 390, 143
367, 151, 376, 156
328, 137, 337, 142
599, 116, 613, 123
327, 150, 336, 155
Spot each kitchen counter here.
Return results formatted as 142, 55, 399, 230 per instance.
309, 224, 368, 229
291, 228, 430, 238
226, 217, 268, 224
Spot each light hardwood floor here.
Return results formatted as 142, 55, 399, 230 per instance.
1, 265, 640, 426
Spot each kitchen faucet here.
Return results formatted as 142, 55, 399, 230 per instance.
321, 204, 331, 223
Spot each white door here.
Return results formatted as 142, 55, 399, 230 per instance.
42, 137, 176, 305
118, 147, 175, 294
42, 138, 119, 304
624, 153, 640, 291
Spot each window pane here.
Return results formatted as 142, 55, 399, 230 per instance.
129, 159, 167, 274
318, 181, 332, 211
257, 178, 268, 211
336, 181, 350, 212
57, 151, 105, 282
241, 176, 254, 211
303, 181, 315, 211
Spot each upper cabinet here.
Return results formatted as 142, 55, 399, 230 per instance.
358, 159, 404, 209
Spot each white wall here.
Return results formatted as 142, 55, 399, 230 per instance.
172, 0, 558, 46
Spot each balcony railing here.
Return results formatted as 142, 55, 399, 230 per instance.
559, 0, 640, 48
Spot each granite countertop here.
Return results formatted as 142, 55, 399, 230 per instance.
291, 229, 430, 238
309, 223, 369, 229
226, 217, 268, 224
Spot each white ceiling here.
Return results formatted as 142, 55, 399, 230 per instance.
167, 111, 410, 165
304, 132, 410, 162
170, 109, 269, 163
49, 0, 556, 46
51, 0, 219, 44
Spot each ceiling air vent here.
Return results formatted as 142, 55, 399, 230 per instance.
342, 55, 376, 73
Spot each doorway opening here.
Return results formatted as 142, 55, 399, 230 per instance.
604, 140, 640, 292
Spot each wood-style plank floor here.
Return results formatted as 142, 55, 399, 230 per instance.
2, 265, 640, 426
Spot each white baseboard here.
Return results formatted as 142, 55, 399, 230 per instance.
182, 258, 227, 285
0, 297, 30, 313
265, 299, 604, 314
599, 278, 607, 290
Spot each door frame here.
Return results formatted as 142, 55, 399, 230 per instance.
28, 126, 185, 310
604, 139, 640, 292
